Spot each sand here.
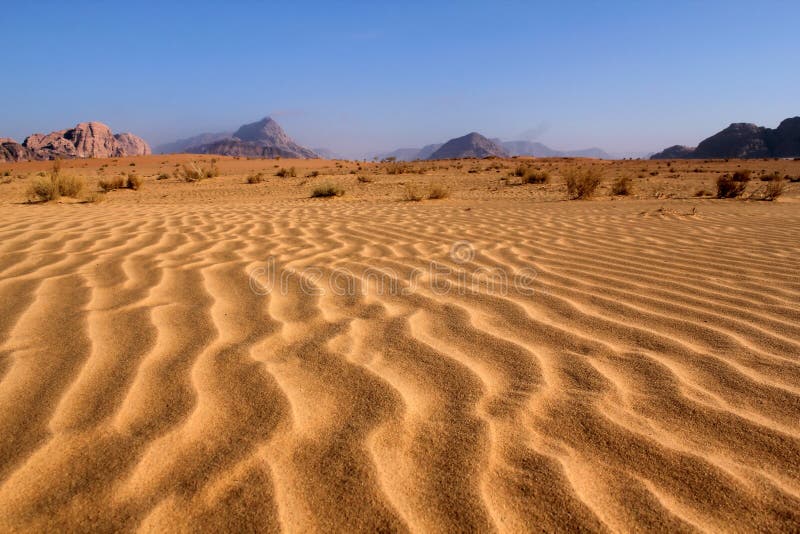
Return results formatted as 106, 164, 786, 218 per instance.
0, 156, 799, 532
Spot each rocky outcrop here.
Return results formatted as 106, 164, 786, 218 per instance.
651, 117, 800, 159
0, 122, 151, 162
427, 132, 508, 160
0, 139, 33, 162
185, 117, 318, 159
649, 145, 697, 159
114, 132, 151, 156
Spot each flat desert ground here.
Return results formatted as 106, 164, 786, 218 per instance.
0, 155, 799, 532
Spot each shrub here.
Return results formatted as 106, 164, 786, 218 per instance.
247, 173, 264, 184
84, 191, 106, 203
357, 175, 372, 183
565, 167, 602, 199
276, 167, 296, 178
427, 182, 449, 199
716, 172, 750, 198
57, 175, 85, 197
611, 176, 632, 196
761, 178, 785, 201
787, 175, 800, 183
386, 162, 411, 175
311, 182, 344, 198
98, 176, 126, 192
403, 183, 424, 201
694, 189, 712, 197
524, 169, 550, 184
306, 170, 320, 178
156, 172, 170, 180
27, 177, 60, 202
176, 162, 218, 182
126, 173, 142, 190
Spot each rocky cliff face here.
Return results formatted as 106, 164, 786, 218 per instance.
185, 117, 318, 159
428, 132, 508, 160
114, 132, 152, 156
0, 139, 32, 162
651, 117, 800, 159
0, 122, 150, 162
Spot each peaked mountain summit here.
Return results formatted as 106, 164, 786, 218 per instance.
428, 132, 508, 160
183, 117, 318, 159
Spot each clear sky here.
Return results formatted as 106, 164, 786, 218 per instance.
2, 1, 798, 157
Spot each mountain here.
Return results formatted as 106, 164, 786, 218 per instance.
651, 117, 800, 159
0, 122, 150, 162
499, 140, 612, 159
155, 132, 232, 154
375, 143, 444, 161
312, 147, 343, 160
417, 143, 444, 160
428, 132, 508, 159
184, 117, 318, 159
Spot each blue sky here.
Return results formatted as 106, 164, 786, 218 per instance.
2, 1, 798, 157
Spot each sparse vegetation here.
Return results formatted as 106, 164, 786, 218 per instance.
311, 182, 344, 198
126, 173, 142, 190
357, 175, 373, 183
176, 161, 219, 182
565, 167, 602, 199
247, 173, 264, 184
716, 171, 751, 198
403, 183, 424, 201
156, 172, 170, 180
524, 169, 550, 184
760, 177, 785, 201
27, 177, 60, 202
611, 176, 632, 196
98, 176, 126, 192
306, 170, 320, 178
427, 182, 450, 199
276, 167, 297, 178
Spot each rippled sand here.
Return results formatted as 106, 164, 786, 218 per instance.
0, 157, 799, 532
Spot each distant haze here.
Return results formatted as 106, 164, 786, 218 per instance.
1, 1, 797, 159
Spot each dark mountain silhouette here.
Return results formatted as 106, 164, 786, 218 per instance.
651, 117, 800, 159
427, 133, 508, 160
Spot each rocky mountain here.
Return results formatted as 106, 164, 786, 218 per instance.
185, 117, 318, 159
312, 148, 342, 160
155, 132, 232, 154
0, 122, 150, 162
651, 117, 800, 159
427, 132, 508, 160
499, 140, 611, 159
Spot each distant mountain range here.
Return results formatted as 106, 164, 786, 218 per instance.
156, 117, 318, 159
651, 117, 800, 159
376, 136, 610, 161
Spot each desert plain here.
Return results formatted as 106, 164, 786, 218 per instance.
0, 155, 799, 532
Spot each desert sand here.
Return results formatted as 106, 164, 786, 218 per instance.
0, 156, 799, 532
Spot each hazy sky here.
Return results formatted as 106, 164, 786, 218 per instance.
2, 1, 798, 157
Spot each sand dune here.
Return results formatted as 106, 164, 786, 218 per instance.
0, 164, 799, 531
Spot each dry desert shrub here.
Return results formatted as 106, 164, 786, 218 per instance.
761, 177, 785, 201
276, 167, 296, 178
311, 182, 344, 198
176, 161, 219, 182
524, 169, 550, 184
126, 173, 142, 190
427, 182, 449, 199
98, 176, 126, 192
611, 176, 632, 196
716, 171, 750, 198
403, 183, 424, 201
565, 167, 602, 199
84, 191, 106, 203
247, 173, 264, 184
386, 161, 411, 175
27, 177, 60, 202
357, 175, 373, 183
